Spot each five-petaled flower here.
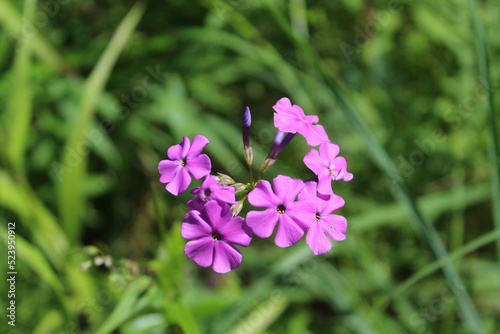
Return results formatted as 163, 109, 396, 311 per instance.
273, 97, 329, 147
246, 175, 315, 247
303, 141, 353, 194
158, 135, 212, 196
181, 201, 253, 273
188, 175, 237, 211
299, 181, 347, 255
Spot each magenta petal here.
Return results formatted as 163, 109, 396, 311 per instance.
274, 214, 305, 247
213, 186, 237, 205
187, 135, 210, 159
272, 175, 304, 204
318, 193, 345, 215
248, 180, 279, 208
246, 209, 279, 238
185, 237, 215, 267
306, 222, 332, 255
321, 215, 347, 241
298, 181, 318, 202
274, 112, 301, 133
272, 97, 293, 113
219, 216, 252, 247
165, 167, 191, 196
181, 211, 212, 240
203, 201, 224, 230
187, 197, 204, 211
185, 154, 211, 180
299, 123, 329, 147
212, 242, 242, 273
158, 160, 181, 183
287, 200, 316, 231
303, 114, 319, 124
343, 171, 354, 181
317, 170, 333, 195
320, 141, 340, 164
303, 149, 326, 175
291, 104, 306, 118
167, 143, 183, 160
180, 136, 191, 159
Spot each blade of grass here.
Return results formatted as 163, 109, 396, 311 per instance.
260, 2, 485, 333
466, 0, 500, 266
0, 0, 63, 71
58, 2, 145, 243
5, 0, 36, 172
381, 227, 500, 306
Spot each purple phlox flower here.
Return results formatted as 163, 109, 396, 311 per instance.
188, 175, 238, 210
181, 201, 253, 273
299, 181, 347, 255
303, 141, 353, 194
246, 175, 315, 247
158, 135, 212, 196
273, 97, 329, 147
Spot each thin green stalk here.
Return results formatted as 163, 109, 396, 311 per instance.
466, 0, 500, 266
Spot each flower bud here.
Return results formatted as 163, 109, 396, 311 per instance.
231, 200, 244, 217
242, 106, 251, 149
232, 183, 248, 194
217, 173, 235, 185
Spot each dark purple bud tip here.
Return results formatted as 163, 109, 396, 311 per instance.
242, 106, 251, 127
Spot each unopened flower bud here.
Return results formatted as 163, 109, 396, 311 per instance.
242, 106, 251, 149
244, 146, 253, 166
232, 183, 248, 194
231, 200, 244, 217
217, 173, 235, 185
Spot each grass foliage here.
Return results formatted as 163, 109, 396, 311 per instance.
0, 0, 499, 333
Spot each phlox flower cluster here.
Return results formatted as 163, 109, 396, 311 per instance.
158, 98, 353, 273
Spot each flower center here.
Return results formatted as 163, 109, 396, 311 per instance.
277, 204, 286, 214
204, 188, 211, 198
181, 160, 186, 167
316, 213, 321, 221
212, 231, 221, 240
328, 167, 333, 174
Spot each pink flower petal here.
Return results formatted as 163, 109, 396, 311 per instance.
248, 180, 279, 208
272, 97, 293, 113
274, 112, 301, 133
187, 197, 204, 211
274, 214, 305, 247
318, 193, 345, 215
203, 201, 224, 231
219, 216, 252, 247
167, 143, 183, 161
299, 123, 329, 147
165, 167, 191, 196
286, 199, 316, 231
292, 105, 307, 119
246, 209, 279, 238
303, 114, 319, 124
185, 154, 211, 180
303, 149, 326, 175
212, 241, 242, 273
298, 181, 318, 202
185, 237, 215, 267
321, 214, 347, 241
181, 211, 212, 240
187, 135, 210, 159
272, 175, 304, 204
306, 222, 332, 255
319, 141, 339, 164
317, 170, 333, 195
158, 160, 181, 183
180, 136, 191, 159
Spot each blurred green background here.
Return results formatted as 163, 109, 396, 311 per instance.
1, 0, 499, 333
